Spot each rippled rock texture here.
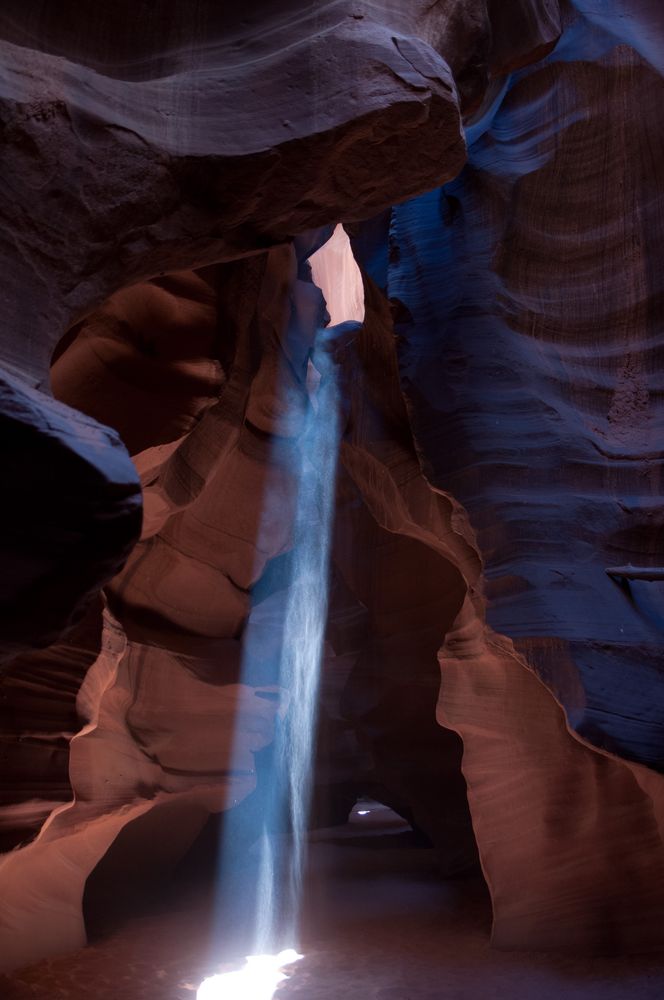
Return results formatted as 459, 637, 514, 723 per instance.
1, 0, 664, 976
388, 6, 664, 950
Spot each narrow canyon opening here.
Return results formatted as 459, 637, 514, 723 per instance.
3, 4, 664, 997
34, 231, 479, 990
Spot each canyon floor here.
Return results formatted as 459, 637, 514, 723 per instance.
2, 803, 663, 999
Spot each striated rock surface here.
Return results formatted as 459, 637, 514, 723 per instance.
0, 0, 476, 672
1, 0, 664, 975
387, 5, 664, 950
0, 0, 471, 384
390, 6, 664, 771
0, 236, 325, 967
0, 603, 102, 853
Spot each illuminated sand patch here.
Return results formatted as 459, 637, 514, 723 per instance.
197, 949, 303, 1000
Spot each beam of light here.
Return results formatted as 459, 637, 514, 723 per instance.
198, 226, 364, 1000
252, 297, 343, 956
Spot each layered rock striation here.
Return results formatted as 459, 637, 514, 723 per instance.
1, 0, 664, 974
387, 5, 664, 950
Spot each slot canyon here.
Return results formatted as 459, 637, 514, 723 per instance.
1, 2, 664, 998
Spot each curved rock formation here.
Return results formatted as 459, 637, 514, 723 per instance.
0, 236, 327, 967
390, 6, 664, 773
1, 0, 664, 976
387, 4, 664, 950
0, 377, 141, 660
0, 0, 474, 664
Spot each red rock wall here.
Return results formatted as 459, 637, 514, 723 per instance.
387, 4, 664, 950
1, 0, 664, 972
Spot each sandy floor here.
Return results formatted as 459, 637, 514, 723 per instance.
2, 803, 664, 999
